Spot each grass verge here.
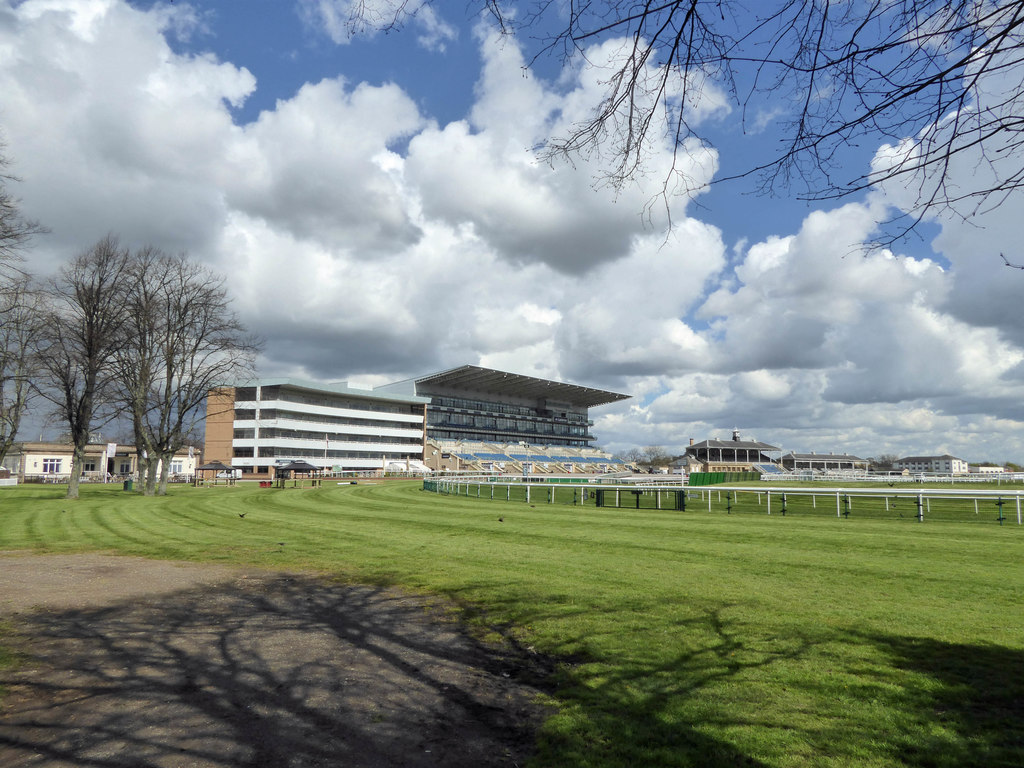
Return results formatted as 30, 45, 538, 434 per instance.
1, 480, 1022, 767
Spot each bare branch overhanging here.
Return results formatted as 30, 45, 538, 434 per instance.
350, 1, 1024, 245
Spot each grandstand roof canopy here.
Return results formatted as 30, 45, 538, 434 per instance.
414, 365, 629, 408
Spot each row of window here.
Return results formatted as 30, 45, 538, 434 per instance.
234, 448, 416, 460
233, 428, 421, 445
234, 408, 421, 430
431, 396, 588, 422
430, 429, 588, 448
37, 458, 155, 474
428, 413, 588, 437
236, 387, 420, 416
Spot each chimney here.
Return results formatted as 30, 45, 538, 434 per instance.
689, 438, 695, 446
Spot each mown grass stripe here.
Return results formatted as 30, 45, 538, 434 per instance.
1, 480, 1022, 767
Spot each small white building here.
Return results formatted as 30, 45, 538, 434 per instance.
1, 442, 199, 483
970, 465, 1005, 474
894, 454, 969, 474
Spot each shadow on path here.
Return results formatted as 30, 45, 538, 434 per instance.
0, 574, 551, 767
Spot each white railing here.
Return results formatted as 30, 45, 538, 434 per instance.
424, 476, 1024, 524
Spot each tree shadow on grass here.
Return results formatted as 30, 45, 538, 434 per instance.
449, 590, 797, 768
530, 619, 1024, 768
0, 574, 552, 768
533, 608, 805, 768
853, 631, 1024, 768
451, 587, 1024, 768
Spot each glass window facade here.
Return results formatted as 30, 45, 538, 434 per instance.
423, 396, 594, 447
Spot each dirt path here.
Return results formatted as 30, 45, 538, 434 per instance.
0, 554, 551, 767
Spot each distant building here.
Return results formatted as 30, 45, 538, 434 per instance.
970, 465, 1005, 474
684, 430, 780, 472
1, 442, 197, 483
894, 455, 969, 474
781, 452, 868, 472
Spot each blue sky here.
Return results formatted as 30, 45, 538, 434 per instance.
3, 0, 1023, 462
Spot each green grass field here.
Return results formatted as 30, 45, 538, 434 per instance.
2, 479, 1023, 767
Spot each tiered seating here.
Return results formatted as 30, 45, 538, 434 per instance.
475, 452, 513, 461
428, 438, 620, 474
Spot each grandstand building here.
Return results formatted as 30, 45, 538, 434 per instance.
203, 367, 629, 477
375, 365, 629, 449
781, 452, 868, 472
203, 380, 429, 477
374, 365, 630, 474
684, 430, 781, 473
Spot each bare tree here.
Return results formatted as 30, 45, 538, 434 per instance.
0, 139, 44, 274
35, 236, 133, 499
347, 2, 1024, 243
0, 275, 43, 465
870, 453, 900, 470
616, 447, 644, 465
116, 248, 260, 496
0, 140, 44, 464
641, 445, 672, 467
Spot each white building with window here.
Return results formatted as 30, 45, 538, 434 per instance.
894, 455, 969, 474
1, 442, 198, 483
203, 380, 429, 476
